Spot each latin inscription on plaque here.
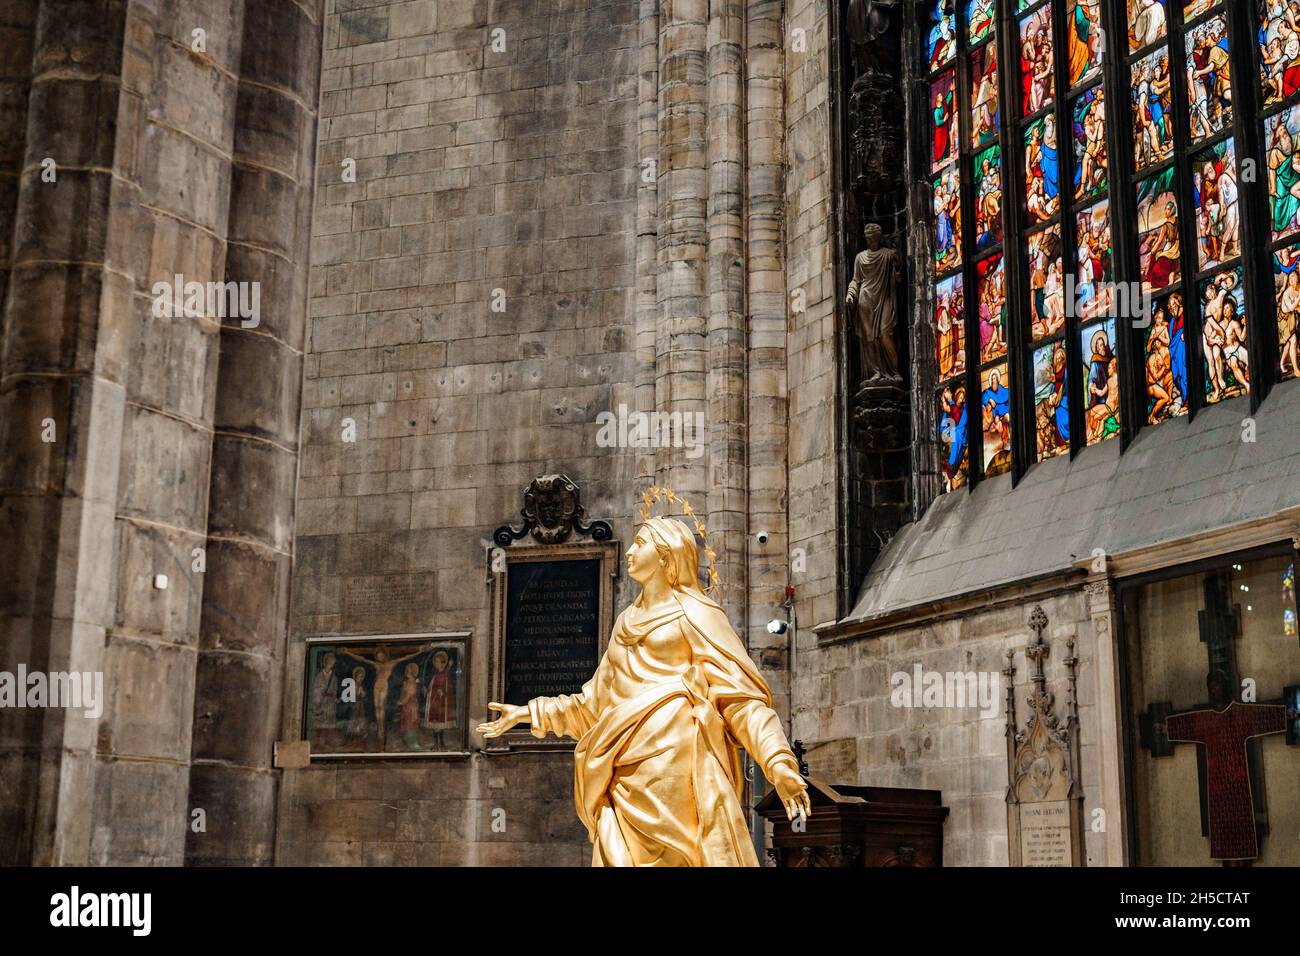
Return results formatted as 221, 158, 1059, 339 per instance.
1019, 801, 1073, 867
504, 559, 601, 702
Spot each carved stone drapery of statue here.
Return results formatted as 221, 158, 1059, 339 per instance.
845, 222, 901, 384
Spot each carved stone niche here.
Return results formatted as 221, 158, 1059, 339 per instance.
836, 0, 912, 596
1005, 607, 1087, 867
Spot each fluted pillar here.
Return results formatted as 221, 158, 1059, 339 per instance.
187, 0, 321, 866
655, 0, 709, 505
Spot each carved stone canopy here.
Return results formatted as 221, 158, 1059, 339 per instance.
493, 474, 612, 546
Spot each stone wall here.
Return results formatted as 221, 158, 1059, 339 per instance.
782, 0, 841, 646
794, 589, 1112, 867
276, 0, 643, 865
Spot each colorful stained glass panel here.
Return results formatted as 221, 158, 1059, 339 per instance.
1192, 138, 1241, 270
936, 385, 970, 492
1129, 0, 1167, 51
934, 274, 967, 381
1024, 115, 1061, 225
1274, 243, 1300, 380
974, 144, 1003, 252
928, 0, 957, 72
1186, 15, 1233, 141
1028, 225, 1066, 340
970, 42, 1001, 149
1200, 267, 1250, 403
1032, 341, 1070, 459
977, 254, 1007, 363
968, 0, 995, 44
1072, 85, 1108, 200
1184, 0, 1216, 20
1132, 49, 1174, 169
931, 70, 959, 172
1081, 319, 1120, 444
1020, 7, 1054, 115
1144, 292, 1189, 423
1069, 0, 1104, 87
1265, 104, 1300, 241
1075, 200, 1114, 320
933, 166, 963, 273
980, 362, 1012, 476
1136, 168, 1181, 295
1260, 0, 1300, 105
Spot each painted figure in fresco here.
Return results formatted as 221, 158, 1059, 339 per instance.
1085, 327, 1119, 443
340, 643, 433, 751
1146, 302, 1182, 422
1268, 113, 1300, 237
846, 222, 902, 381
1129, 0, 1165, 50
310, 652, 339, 750
940, 385, 969, 490
1278, 249, 1300, 378
423, 650, 457, 750
343, 666, 369, 749
397, 662, 422, 750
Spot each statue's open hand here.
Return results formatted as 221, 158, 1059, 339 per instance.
476, 701, 528, 738
771, 761, 812, 822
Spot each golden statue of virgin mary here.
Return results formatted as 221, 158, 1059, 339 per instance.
477, 512, 810, 866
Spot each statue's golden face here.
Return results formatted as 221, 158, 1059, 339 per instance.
625, 529, 662, 585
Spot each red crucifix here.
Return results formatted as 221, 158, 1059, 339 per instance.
1162, 702, 1287, 861
1140, 573, 1299, 863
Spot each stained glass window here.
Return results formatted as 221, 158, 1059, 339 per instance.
920, 0, 1299, 492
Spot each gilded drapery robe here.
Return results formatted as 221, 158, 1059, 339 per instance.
527, 586, 799, 867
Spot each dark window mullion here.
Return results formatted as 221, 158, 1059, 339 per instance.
1229, 0, 1279, 408
1165, 1, 1208, 421
999, 0, 1030, 483
1100, 0, 1142, 449
1055, 0, 1086, 456
957, 11, 984, 490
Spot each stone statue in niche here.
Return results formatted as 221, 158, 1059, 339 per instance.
846, 222, 901, 384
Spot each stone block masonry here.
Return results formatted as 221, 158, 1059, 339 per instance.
279, 0, 644, 864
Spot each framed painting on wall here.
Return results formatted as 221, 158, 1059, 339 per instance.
303, 632, 470, 759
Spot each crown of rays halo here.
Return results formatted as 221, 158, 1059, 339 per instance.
638, 485, 721, 597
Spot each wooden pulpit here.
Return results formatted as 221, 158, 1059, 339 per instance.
755, 776, 949, 867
